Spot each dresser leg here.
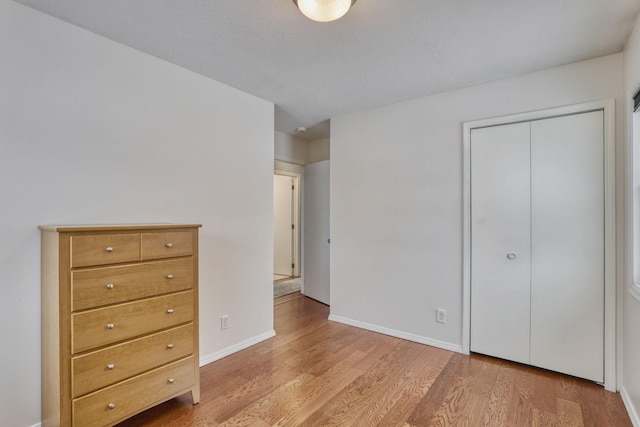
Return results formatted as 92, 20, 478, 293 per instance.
191, 385, 201, 404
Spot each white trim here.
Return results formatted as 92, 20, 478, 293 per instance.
630, 79, 640, 303
604, 99, 617, 392
462, 100, 612, 129
199, 330, 276, 367
28, 423, 42, 427
462, 99, 617, 391
631, 282, 640, 303
622, 386, 640, 427
462, 114, 472, 356
328, 314, 463, 353
274, 155, 306, 166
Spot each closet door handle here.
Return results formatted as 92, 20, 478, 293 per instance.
506, 253, 517, 260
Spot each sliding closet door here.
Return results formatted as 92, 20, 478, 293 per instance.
530, 111, 604, 383
470, 122, 531, 364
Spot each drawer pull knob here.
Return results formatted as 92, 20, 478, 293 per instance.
106, 323, 115, 329
166, 242, 173, 248
166, 274, 174, 279
168, 378, 175, 384
106, 283, 114, 290
167, 309, 174, 314
108, 403, 116, 409
167, 344, 174, 349
106, 247, 114, 252
107, 364, 115, 370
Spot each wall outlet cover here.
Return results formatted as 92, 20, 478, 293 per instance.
221, 315, 229, 330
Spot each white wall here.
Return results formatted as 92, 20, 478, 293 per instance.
0, 1, 275, 426
309, 138, 330, 163
330, 54, 624, 353
623, 12, 640, 424
274, 160, 305, 175
275, 131, 309, 164
275, 132, 330, 165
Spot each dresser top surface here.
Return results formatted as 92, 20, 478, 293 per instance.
39, 223, 202, 232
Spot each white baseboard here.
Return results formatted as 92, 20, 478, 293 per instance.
328, 315, 463, 354
199, 329, 276, 367
621, 385, 640, 427
27, 423, 42, 427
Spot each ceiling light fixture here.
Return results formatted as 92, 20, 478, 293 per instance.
293, 0, 357, 22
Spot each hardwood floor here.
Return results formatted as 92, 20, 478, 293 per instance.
274, 291, 304, 306
117, 296, 631, 426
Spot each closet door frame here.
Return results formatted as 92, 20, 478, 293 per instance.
462, 99, 616, 391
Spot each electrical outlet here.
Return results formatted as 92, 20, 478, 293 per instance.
221, 315, 229, 330
436, 309, 446, 324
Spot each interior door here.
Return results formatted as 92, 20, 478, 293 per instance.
470, 122, 532, 365
529, 111, 604, 382
304, 160, 330, 304
470, 112, 605, 383
274, 174, 293, 276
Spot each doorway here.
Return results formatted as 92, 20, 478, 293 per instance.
273, 170, 301, 298
274, 173, 294, 278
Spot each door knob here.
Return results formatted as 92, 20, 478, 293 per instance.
506, 253, 517, 260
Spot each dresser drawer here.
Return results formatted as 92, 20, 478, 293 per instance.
73, 356, 195, 427
72, 291, 194, 354
72, 324, 194, 397
72, 258, 194, 311
141, 231, 193, 260
71, 234, 140, 268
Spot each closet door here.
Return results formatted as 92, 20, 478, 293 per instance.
530, 111, 604, 382
470, 122, 531, 364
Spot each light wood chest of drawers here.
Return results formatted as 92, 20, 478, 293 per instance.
40, 224, 201, 427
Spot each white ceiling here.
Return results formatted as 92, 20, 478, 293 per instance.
14, 0, 640, 140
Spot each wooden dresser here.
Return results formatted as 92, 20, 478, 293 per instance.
40, 224, 201, 427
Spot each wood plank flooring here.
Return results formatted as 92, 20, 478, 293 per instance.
116, 296, 631, 426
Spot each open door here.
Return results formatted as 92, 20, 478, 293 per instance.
304, 160, 330, 304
